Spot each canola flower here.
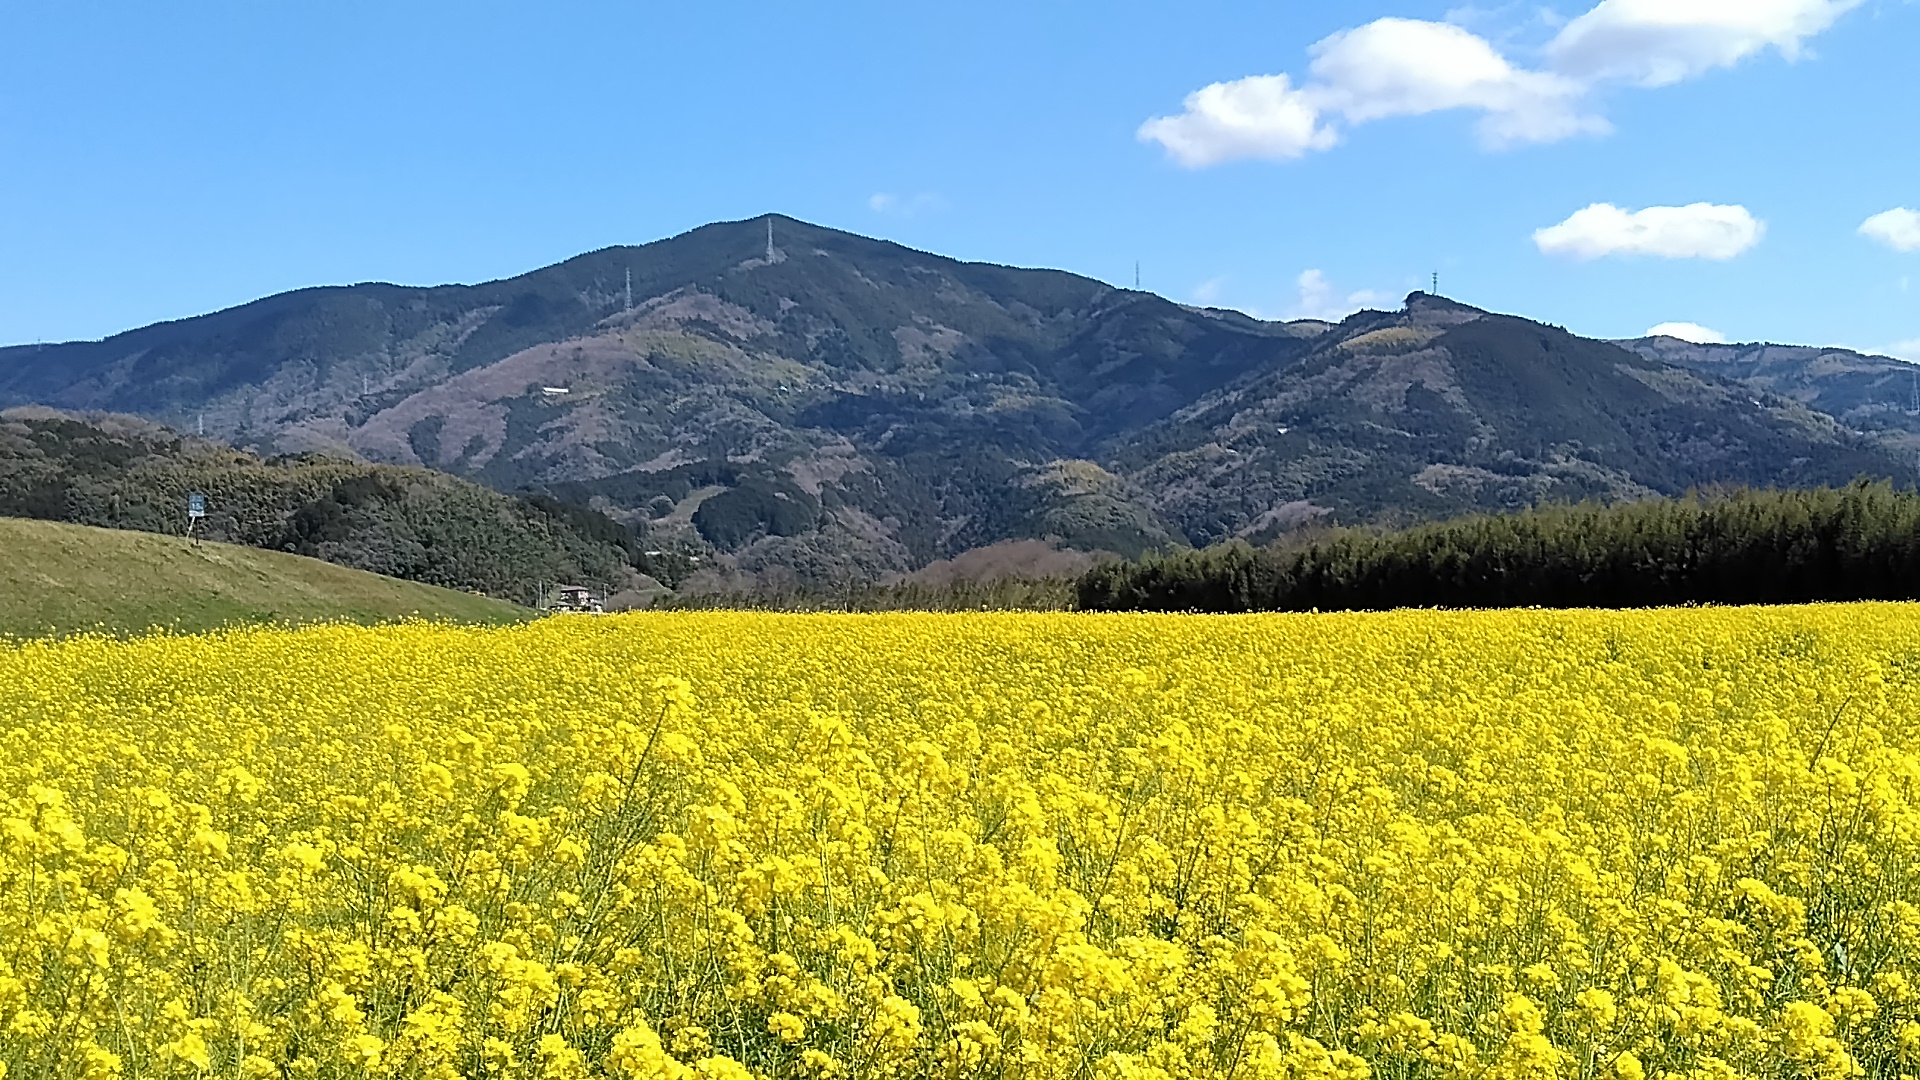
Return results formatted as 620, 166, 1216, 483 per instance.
2, 607, 1920, 1078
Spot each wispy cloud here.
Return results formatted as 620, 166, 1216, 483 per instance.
1191, 277, 1229, 305
868, 192, 947, 217
1141, 0, 1859, 165
1286, 270, 1392, 321
1444, 4, 1570, 38
1534, 203, 1764, 260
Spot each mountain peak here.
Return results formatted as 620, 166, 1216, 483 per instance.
1403, 291, 1481, 312
1401, 291, 1487, 329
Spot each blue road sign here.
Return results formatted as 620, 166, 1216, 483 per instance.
187, 493, 206, 519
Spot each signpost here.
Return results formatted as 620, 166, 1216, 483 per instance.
186, 492, 205, 545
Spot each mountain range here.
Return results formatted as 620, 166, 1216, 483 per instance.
3, 214, 1914, 586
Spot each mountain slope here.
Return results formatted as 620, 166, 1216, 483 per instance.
3, 218, 1911, 586
0, 408, 654, 600
1621, 335, 1920, 452
0, 216, 1319, 576
0, 517, 528, 637
0, 216, 1313, 464
1114, 296, 1911, 544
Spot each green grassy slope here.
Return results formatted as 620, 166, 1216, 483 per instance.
0, 516, 530, 637
0, 409, 646, 597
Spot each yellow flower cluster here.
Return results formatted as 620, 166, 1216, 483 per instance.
4, 606, 1920, 1078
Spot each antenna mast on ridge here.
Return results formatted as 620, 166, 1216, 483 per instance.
625, 267, 633, 312
1432, 271, 1439, 295
766, 218, 776, 262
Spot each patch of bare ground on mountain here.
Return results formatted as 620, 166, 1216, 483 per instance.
619, 288, 780, 341
1413, 464, 1558, 502
787, 440, 868, 495
1244, 500, 1332, 535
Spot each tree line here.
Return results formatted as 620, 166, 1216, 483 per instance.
0, 412, 644, 600
1076, 482, 1920, 612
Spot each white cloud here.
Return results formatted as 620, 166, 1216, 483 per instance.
1141, 0, 1859, 166
1861, 208, 1920, 253
1533, 203, 1764, 260
1305, 19, 1604, 146
1137, 75, 1336, 166
1286, 270, 1392, 322
1646, 321, 1728, 343
1890, 340, 1920, 363
1139, 19, 1601, 164
1191, 277, 1228, 305
1547, 0, 1862, 87
868, 192, 946, 216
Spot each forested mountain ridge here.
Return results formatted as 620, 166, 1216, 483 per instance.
1124, 294, 1913, 544
2, 216, 1911, 586
0, 408, 652, 601
1622, 335, 1920, 453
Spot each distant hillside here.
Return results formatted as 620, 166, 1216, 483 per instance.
0, 517, 528, 637
1622, 335, 1920, 451
0, 409, 660, 601
1123, 295, 1914, 544
2, 216, 1912, 587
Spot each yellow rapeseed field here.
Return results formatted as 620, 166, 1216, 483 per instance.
3, 608, 1919, 1079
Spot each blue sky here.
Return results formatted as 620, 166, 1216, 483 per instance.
1, 0, 1915, 356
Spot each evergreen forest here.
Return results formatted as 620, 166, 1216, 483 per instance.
1076, 482, 1920, 612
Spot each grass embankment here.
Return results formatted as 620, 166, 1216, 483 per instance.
0, 516, 530, 637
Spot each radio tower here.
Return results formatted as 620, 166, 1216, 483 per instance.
766, 218, 776, 262
624, 267, 632, 312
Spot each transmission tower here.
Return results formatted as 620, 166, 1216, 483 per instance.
766, 218, 776, 262
625, 267, 633, 312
